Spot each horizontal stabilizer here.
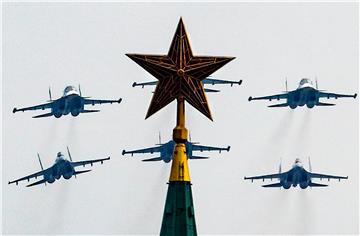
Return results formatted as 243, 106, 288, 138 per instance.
204, 88, 220, 93
32, 113, 53, 118
142, 157, 163, 162
262, 182, 282, 188
82, 110, 100, 113
268, 103, 288, 108
309, 182, 328, 187
189, 156, 209, 160
26, 179, 47, 187
74, 169, 91, 175
317, 102, 335, 106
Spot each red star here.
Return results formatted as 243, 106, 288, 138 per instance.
126, 18, 235, 120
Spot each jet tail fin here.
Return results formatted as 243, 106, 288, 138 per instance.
82, 110, 100, 113
26, 178, 47, 187
156, 131, 162, 145
32, 113, 53, 118
308, 182, 328, 187
262, 182, 282, 188
317, 102, 335, 106
268, 103, 288, 108
189, 156, 209, 160
142, 157, 163, 162
48, 87, 52, 101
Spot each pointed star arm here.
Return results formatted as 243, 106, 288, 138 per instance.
145, 76, 179, 119
185, 56, 235, 80
126, 54, 177, 78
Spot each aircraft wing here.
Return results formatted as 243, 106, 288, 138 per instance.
203, 78, 242, 86
244, 172, 284, 181
310, 172, 348, 180
84, 98, 122, 105
248, 92, 289, 101
122, 146, 162, 156
8, 168, 51, 185
13, 102, 53, 113
71, 157, 110, 168
132, 81, 158, 87
133, 77, 242, 89
318, 91, 357, 99
192, 144, 230, 153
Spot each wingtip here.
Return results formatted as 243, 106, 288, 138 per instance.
12, 108, 17, 113
122, 150, 126, 155
248, 96, 252, 101
239, 80, 243, 85
118, 98, 122, 103
354, 93, 357, 99
132, 82, 137, 87
227, 146, 231, 151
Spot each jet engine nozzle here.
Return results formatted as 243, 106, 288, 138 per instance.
300, 182, 308, 189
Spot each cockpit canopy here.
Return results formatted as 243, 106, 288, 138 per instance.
56, 152, 65, 162
293, 158, 303, 167
299, 78, 313, 85
63, 85, 78, 96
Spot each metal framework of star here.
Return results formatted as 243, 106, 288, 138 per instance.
126, 18, 235, 121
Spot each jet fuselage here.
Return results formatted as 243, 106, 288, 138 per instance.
286, 79, 319, 109
158, 141, 199, 162
45, 154, 76, 183
281, 165, 310, 189
51, 86, 85, 118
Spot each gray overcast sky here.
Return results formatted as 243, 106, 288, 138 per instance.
2, 2, 358, 235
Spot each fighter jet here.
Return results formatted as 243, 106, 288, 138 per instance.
122, 134, 230, 162
132, 76, 242, 93
248, 78, 357, 108
8, 147, 110, 187
244, 158, 348, 189
13, 85, 122, 118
